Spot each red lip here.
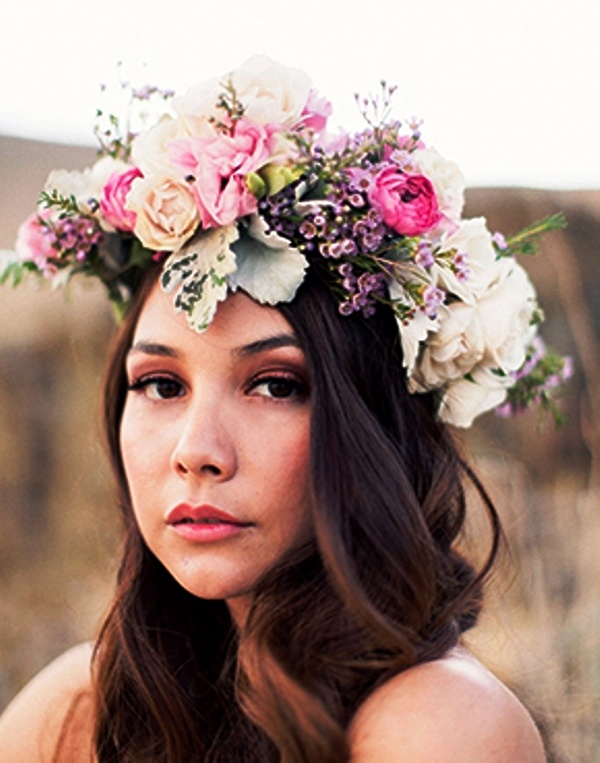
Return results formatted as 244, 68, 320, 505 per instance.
167, 503, 251, 526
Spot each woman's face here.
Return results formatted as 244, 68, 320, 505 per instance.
120, 282, 312, 621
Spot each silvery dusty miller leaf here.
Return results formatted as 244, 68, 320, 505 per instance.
161, 225, 238, 332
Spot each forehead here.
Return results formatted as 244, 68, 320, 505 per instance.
132, 283, 295, 352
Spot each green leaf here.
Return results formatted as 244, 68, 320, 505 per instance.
504, 212, 567, 256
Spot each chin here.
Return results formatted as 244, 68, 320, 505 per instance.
169, 566, 258, 605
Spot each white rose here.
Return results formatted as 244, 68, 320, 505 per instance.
436, 217, 499, 302
127, 174, 200, 251
412, 146, 465, 223
174, 55, 312, 128
477, 259, 537, 373
438, 366, 513, 427
413, 301, 484, 391
416, 258, 536, 391
45, 156, 128, 216
130, 114, 209, 177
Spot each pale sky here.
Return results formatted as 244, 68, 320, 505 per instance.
1, 0, 599, 189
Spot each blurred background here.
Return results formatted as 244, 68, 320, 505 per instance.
1, 1, 599, 760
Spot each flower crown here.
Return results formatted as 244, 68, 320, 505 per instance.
3, 56, 570, 427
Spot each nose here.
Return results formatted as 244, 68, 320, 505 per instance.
170, 397, 238, 481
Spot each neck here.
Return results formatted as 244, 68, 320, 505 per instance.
226, 595, 253, 628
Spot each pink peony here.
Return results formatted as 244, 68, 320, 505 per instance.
368, 168, 442, 236
100, 167, 143, 232
15, 211, 57, 277
169, 119, 275, 228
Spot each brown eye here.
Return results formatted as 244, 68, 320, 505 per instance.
250, 375, 308, 401
128, 376, 184, 401
265, 379, 295, 398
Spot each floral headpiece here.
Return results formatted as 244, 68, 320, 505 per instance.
4, 56, 570, 427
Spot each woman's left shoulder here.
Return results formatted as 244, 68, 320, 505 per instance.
348, 646, 546, 762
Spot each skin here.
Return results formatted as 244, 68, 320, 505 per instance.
349, 646, 547, 761
120, 283, 313, 624
0, 288, 547, 760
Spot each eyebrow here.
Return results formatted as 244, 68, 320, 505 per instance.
234, 333, 301, 357
127, 333, 301, 360
128, 341, 180, 358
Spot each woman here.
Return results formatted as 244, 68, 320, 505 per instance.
0, 56, 560, 760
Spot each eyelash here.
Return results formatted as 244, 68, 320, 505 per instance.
127, 375, 184, 401
246, 373, 309, 402
126, 373, 309, 403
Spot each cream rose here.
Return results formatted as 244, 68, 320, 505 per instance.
438, 366, 513, 427
416, 258, 536, 392
411, 146, 465, 224
127, 174, 200, 251
174, 55, 312, 128
476, 259, 537, 373
413, 301, 485, 391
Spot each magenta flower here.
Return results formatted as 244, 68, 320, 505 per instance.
368, 168, 442, 236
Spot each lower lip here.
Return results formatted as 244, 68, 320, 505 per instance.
168, 521, 252, 542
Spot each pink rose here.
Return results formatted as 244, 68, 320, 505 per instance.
368, 168, 442, 236
169, 119, 275, 228
190, 165, 258, 228
100, 167, 143, 232
15, 210, 57, 277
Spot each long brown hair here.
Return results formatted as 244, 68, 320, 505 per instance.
94, 262, 501, 761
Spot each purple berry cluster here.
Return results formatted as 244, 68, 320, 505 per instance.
41, 215, 103, 264
258, 174, 396, 317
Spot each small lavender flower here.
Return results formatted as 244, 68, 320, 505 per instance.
389, 149, 411, 168
415, 241, 435, 268
492, 231, 508, 250
132, 85, 155, 101
421, 284, 445, 318
451, 251, 471, 282
514, 336, 546, 380
496, 343, 572, 423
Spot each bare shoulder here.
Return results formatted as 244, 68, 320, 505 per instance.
0, 642, 96, 762
349, 647, 546, 762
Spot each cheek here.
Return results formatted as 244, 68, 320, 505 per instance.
119, 404, 163, 499
267, 426, 313, 533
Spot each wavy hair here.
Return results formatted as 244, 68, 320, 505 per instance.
93, 262, 502, 761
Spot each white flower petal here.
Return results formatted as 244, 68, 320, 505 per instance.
389, 279, 441, 374
411, 146, 465, 223
438, 366, 512, 428
439, 218, 498, 299
398, 310, 441, 376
